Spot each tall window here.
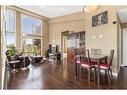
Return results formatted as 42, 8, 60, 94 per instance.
21, 14, 42, 56
5, 9, 16, 48
22, 15, 42, 35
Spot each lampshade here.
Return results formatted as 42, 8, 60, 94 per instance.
83, 5, 100, 13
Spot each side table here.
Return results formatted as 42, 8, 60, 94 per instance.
9, 60, 20, 73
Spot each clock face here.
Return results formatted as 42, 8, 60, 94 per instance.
92, 11, 108, 27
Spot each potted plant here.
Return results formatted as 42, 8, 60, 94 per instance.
7, 44, 18, 60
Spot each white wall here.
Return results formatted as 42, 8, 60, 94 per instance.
49, 12, 85, 52
123, 28, 127, 66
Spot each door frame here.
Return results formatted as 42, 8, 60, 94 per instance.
61, 31, 68, 57
121, 28, 127, 66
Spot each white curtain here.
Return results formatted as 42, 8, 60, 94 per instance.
0, 5, 7, 89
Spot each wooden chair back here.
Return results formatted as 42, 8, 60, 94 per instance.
84, 50, 91, 62
91, 49, 102, 58
108, 49, 114, 66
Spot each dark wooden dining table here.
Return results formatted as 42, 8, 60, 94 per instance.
75, 55, 108, 86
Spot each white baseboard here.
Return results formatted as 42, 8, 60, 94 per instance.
100, 70, 118, 77
112, 72, 118, 77
120, 64, 127, 67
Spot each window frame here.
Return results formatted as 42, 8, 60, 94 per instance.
21, 13, 42, 36
21, 13, 43, 56
21, 36, 43, 56
5, 8, 16, 47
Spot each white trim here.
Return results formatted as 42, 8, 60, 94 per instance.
5, 9, 16, 47
100, 69, 118, 77
112, 72, 118, 77
120, 63, 127, 67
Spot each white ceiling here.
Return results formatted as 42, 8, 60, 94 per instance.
17, 5, 83, 18
118, 8, 127, 23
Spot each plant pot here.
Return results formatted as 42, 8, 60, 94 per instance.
10, 56, 16, 61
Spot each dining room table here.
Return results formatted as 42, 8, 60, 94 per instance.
75, 55, 108, 86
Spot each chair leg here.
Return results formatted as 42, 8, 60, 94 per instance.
105, 70, 107, 83
105, 70, 107, 77
109, 68, 113, 80
97, 68, 100, 86
93, 67, 96, 82
79, 66, 82, 77
77, 64, 81, 76
107, 70, 111, 84
75, 62, 78, 76
88, 68, 90, 83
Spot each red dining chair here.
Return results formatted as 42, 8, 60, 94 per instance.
91, 49, 102, 58
98, 50, 114, 84
77, 50, 97, 83
90, 49, 102, 66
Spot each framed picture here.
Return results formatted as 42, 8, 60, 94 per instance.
92, 11, 108, 27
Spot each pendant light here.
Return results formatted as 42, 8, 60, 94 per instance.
83, 5, 100, 13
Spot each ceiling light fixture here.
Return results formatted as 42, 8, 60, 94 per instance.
83, 5, 100, 13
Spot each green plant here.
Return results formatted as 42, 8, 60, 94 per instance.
7, 44, 17, 56
26, 44, 37, 56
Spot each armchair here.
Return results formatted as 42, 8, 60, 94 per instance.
5, 50, 30, 70
5, 51, 22, 70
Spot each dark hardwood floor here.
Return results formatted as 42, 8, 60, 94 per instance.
5, 58, 127, 89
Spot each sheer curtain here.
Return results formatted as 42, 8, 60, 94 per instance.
0, 5, 7, 89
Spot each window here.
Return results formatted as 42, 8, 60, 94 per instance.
21, 15, 42, 35
21, 37, 42, 56
32, 18, 42, 35
5, 9, 16, 47
21, 14, 42, 56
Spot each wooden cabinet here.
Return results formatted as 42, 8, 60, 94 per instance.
67, 31, 85, 63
